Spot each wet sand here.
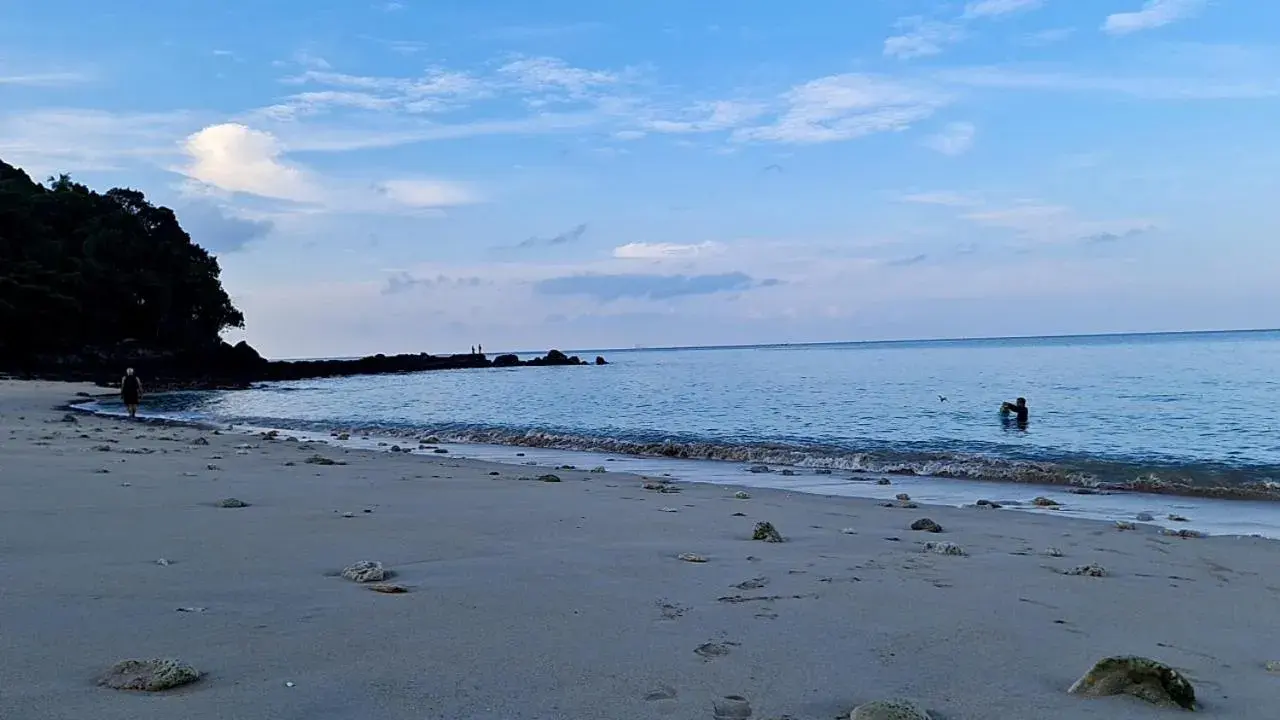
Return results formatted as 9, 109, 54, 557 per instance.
1, 379, 1277, 719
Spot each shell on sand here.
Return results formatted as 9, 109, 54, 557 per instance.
98, 658, 201, 692
1068, 655, 1196, 710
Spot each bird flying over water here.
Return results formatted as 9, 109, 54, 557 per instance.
938, 395, 948, 402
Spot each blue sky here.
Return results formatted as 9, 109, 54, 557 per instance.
3, 0, 1279, 357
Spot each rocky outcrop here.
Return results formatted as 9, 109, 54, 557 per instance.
1068, 656, 1196, 710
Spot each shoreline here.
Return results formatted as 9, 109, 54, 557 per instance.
4, 378, 1280, 718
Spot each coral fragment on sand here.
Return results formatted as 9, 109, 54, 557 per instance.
1068, 655, 1196, 710
98, 658, 201, 692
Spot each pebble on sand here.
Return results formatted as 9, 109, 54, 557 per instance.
1065, 563, 1108, 577
752, 521, 785, 543
677, 553, 707, 563
910, 518, 943, 533
923, 541, 966, 556
734, 491, 751, 500
341, 560, 388, 583
1044, 547, 1064, 557
538, 474, 562, 483
216, 498, 249, 509
1068, 655, 1196, 710
849, 698, 931, 720
98, 658, 201, 692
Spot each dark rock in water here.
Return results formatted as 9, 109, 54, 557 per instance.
493, 354, 520, 368
1136, 512, 1155, 522
216, 498, 249, 509
779, 469, 797, 476
595, 356, 608, 365
390, 445, 401, 452
76, 391, 91, 397
712, 695, 753, 719
1168, 514, 1189, 522
814, 468, 833, 475
1162, 528, 1205, 539
975, 499, 1003, 509
538, 474, 562, 483
876, 478, 892, 485
1033, 496, 1060, 507
752, 521, 784, 543
1068, 656, 1196, 710
98, 658, 201, 691
896, 493, 911, 502
910, 518, 943, 533
433, 448, 448, 454
748, 465, 771, 474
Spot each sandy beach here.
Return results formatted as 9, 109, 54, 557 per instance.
1, 379, 1277, 719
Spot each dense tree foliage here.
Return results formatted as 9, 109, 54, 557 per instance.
0, 159, 243, 361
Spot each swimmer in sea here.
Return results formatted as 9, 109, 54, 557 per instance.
1000, 397, 1029, 425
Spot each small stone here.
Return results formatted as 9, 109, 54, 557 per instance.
748, 464, 771, 473
1265, 660, 1280, 673
285, 681, 295, 687
175, 606, 207, 613
678, 553, 707, 563
155, 558, 171, 566
849, 698, 930, 720
336, 433, 350, 440
694, 642, 732, 659
342, 512, 355, 518
734, 491, 751, 500
713, 694, 753, 719
1135, 512, 1154, 521
841, 527, 857, 534
368, 583, 408, 594
95, 468, 110, 474
98, 658, 201, 692
62, 413, 79, 423
1162, 528, 1205, 539
390, 445, 401, 452
1116, 521, 1137, 531
1065, 563, 1107, 577
1168, 513, 1189, 522
780, 469, 797, 476
538, 474, 562, 483
876, 478, 892, 485
305, 455, 343, 465
489, 471, 500, 476
732, 512, 747, 517
975, 499, 1002, 509
590, 466, 607, 473
815, 468, 833, 475
558, 465, 576, 470
1068, 655, 1196, 710
341, 560, 387, 583
206, 464, 220, 471
433, 448, 448, 454
752, 521, 784, 543
1033, 496, 1060, 507
1044, 547, 1064, 557
216, 498, 249, 509
659, 507, 679, 513
910, 518, 942, 533
895, 493, 911, 502
923, 541, 966, 556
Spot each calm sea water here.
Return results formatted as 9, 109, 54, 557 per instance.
92, 330, 1280, 502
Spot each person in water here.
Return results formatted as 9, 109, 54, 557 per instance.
121, 368, 142, 419
1000, 397, 1029, 423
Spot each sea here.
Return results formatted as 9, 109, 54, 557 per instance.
79, 330, 1280, 538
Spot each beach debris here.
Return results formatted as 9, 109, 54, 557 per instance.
1032, 496, 1060, 508
974, 499, 1003, 509
1065, 564, 1108, 577
1136, 512, 1155, 521
713, 694, 754, 720
694, 642, 733, 659
98, 658, 201, 692
341, 512, 355, 518
896, 493, 911, 502
305, 455, 346, 465
876, 478, 892, 485
175, 607, 207, 613
1068, 656, 1196, 710
538, 474, 562, 483
748, 465, 771, 473
678, 553, 707, 563
733, 577, 770, 590
590, 466, 607, 473
849, 698, 931, 720
368, 583, 408, 594
1162, 528, 1205, 539
752, 522, 785, 543
155, 558, 171, 566
1044, 547, 1064, 557
340, 560, 387, 583
1116, 521, 1137, 531
923, 541, 966, 556
841, 527, 857, 534
734, 491, 751, 500
216, 498, 249, 509
659, 506, 679, 513
206, 464, 220, 471
1265, 660, 1280, 673
910, 518, 943, 533
1167, 514, 1189, 522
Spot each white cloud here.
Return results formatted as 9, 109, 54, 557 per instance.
497, 56, 619, 96
884, 17, 965, 59
375, 179, 478, 208
935, 65, 1280, 100
732, 74, 949, 144
901, 191, 981, 207
1103, 0, 1207, 36
0, 71, 90, 86
963, 0, 1044, 19
923, 121, 976, 156
613, 241, 726, 259
182, 123, 321, 202
0, 109, 199, 174
644, 100, 768, 134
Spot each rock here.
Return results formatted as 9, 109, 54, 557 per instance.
98, 658, 201, 692
659, 507, 679, 513
678, 553, 707, 563
713, 694, 753, 719
1168, 514, 1189, 522
734, 491, 751, 499
1116, 521, 1137, 531
336, 432, 350, 440
1136, 512, 1155, 521
1044, 547, 1064, 557
849, 698, 930, 720
815, 468, 833, 475
1068, 655, 1196, 710
1065, 563, 1107, 577
538, 474, 562, 483
368, 583, 408, 594
590, 466, 607, 473
342, 512, 355, 518
488, 471, 500, 476
1265, 660, 1280, 673
896, 493, 911, 502
841, 527, 857, 534
1162, 528, 1205, 539
910, 518, 942, 533
595, 356, 608, 365
390, 445, 401, 452
975, 499, 1002, 509
433, 448, 448, 454
748, 465, 771, 474
876, 478, 892, 485
191, 437, 209, 446
1032, 496, 1060, 507
155, 558, 170, 566
923, 541, 966, 556
752, 522, 784, 543
557, 465, 576, 470
216, 498, 249, 508
780, 469, 797, 476
340, 560, 387, 583
206, 464, 220, 471
304, 455, 344, 466
62, 413, 78, 423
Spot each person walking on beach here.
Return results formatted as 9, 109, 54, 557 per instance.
1000, 397, 1029, 425
121, 368, 142, 419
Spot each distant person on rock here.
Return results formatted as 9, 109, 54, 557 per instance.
1000, 397, 1029, 426
121, 368, 142, 419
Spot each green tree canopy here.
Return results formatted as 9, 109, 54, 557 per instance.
0, 159, 244, 360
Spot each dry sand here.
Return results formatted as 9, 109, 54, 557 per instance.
1, 379, 1277, 719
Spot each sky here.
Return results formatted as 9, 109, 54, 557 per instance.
3, 0, 1279, 358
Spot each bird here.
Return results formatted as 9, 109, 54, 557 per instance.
938, 394, 948, 402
